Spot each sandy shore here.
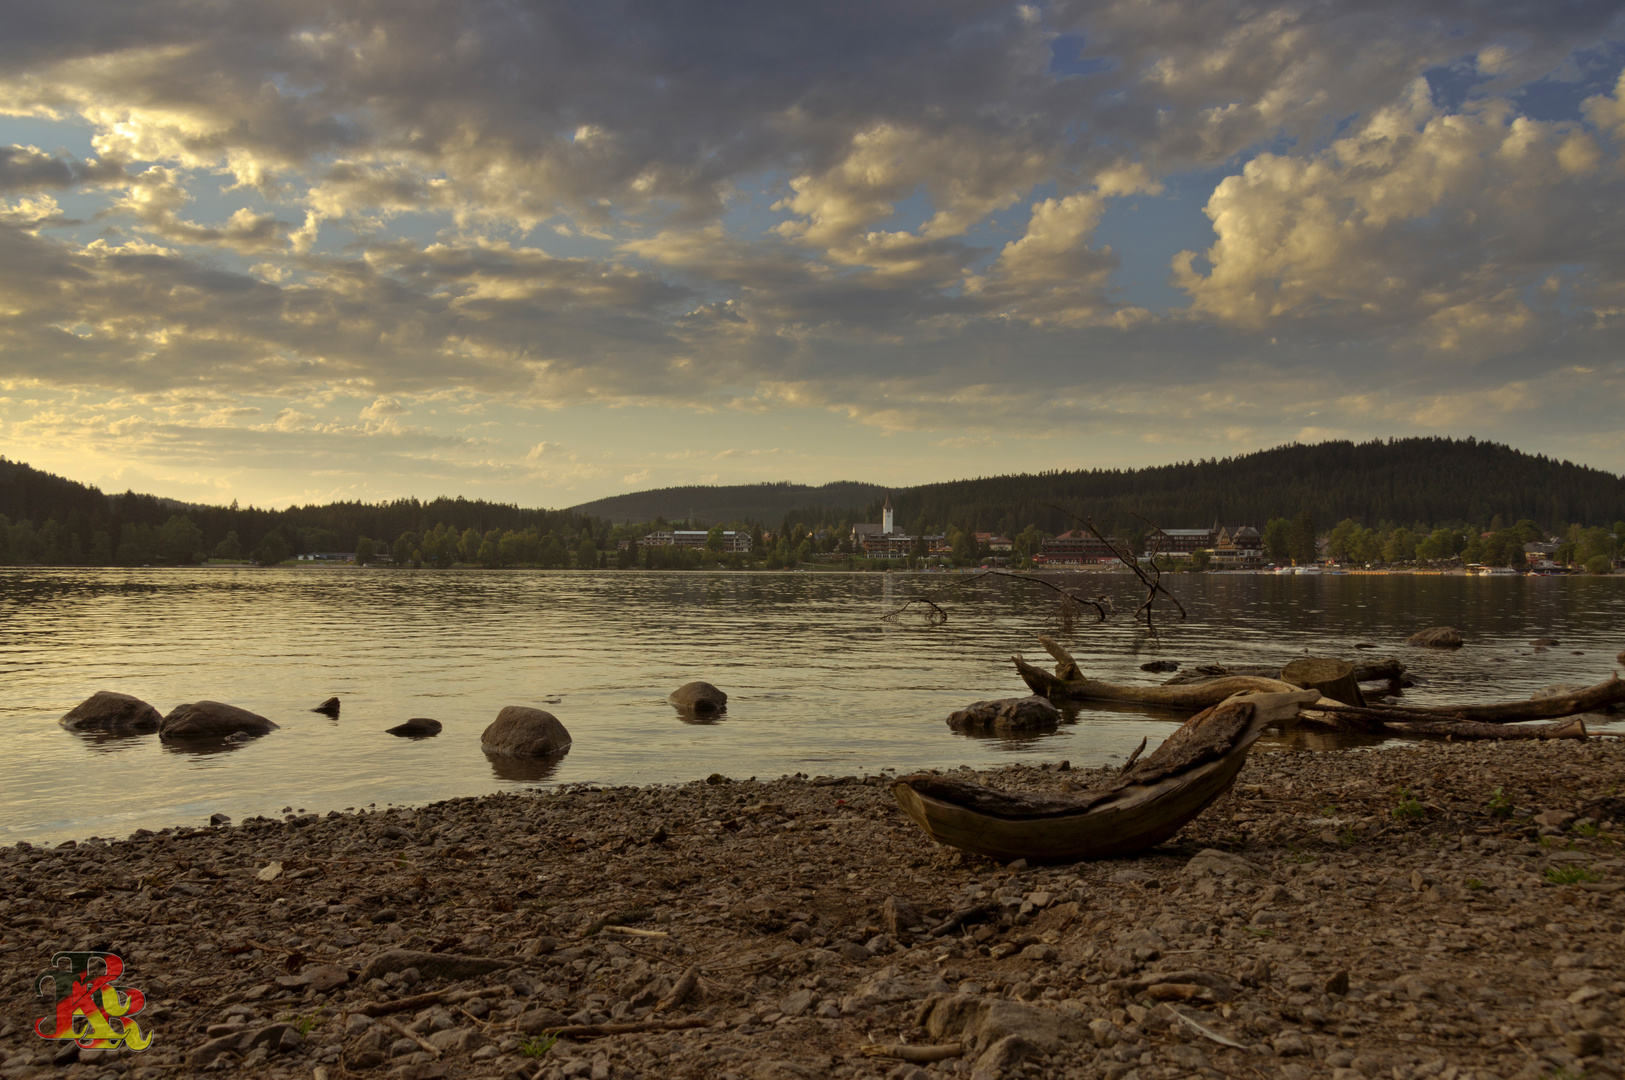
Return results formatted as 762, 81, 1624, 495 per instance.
2, 738, 1622, 1080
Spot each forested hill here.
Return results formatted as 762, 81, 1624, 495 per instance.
786, 438, 1625, 537
0, 456, 600, 565
568, 480, 887, 524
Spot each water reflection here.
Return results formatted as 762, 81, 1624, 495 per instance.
484, 749, 569, 782
158, 735, 259, 758
68, 730, 153, 753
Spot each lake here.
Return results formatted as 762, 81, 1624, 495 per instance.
2, 568, 1621, 845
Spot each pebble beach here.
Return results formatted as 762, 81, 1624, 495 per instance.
2, 736, 1622, 1080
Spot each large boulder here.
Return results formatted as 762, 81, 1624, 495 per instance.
1407, 626, 1463, 648
481, 706, 571, 757
159, 701, 278, 740
946, 696, 1059, 734
669, 681, 728, 712
59, 691, 162, 732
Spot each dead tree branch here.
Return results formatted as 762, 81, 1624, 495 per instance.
880, 569, 1114, 626
1042, 503, 1187, 627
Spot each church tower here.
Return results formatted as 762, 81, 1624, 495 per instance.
882, 495, 894, 535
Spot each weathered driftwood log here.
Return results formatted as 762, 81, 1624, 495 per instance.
1378, 718, 1588, 741
1309, 675, 1625, 726
892, 689, 1319, 862
1037, 633, 1082, 680
1280, 657, 1365, 707
1015, 654, 1297, 708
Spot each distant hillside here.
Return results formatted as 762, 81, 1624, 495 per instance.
783, 438, 1625, 537
568, 481, 887, 525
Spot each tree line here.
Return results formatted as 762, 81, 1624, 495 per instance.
3, 437, 1623, 571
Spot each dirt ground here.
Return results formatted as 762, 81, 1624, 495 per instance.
2, 737, 1622, 1080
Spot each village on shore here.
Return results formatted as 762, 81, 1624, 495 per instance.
275, 498, 1622, 577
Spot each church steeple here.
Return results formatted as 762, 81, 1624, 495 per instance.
882, 494, 894, 535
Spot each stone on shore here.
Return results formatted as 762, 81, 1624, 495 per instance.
1407, 626, 1463, 648
58, 690, 163, 732
480, 706, 571, 757
387, 717, 443, 737
158, 700, 278, 740
669, 680, 728, 712
946, 696, 1059, 734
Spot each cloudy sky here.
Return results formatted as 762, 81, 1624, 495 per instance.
2, 1, 1623, 509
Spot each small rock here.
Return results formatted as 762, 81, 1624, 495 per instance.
779, 989, 817, 1017
480, 706, 571, 757
387, 718, 442, 737
882, 896, 920, 937
1324, 969, 1350, 995
669, 681, 728, 712
209, 812, 232, 826
945, 696, 1059, 734
971, 1034, 1041, 1080
1182, 849, 1260, 879
1407, 626, 1463, 648
517, 1007, 568, 1034
1535, 809, 1577, 828
1019, 944, 1057, 962
1566, 1031, 1606, 1056
306, 964, 351, 993
59, 690, 163, 732
1139, 660, 1179, 673
256, 862, 284, 882
159, 700, 279, 740
1272, 1031, 1310, 1056
313, 696, 341, 716
1532, 637, 1561, 647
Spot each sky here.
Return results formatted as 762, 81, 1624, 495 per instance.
2, 1, 1624, 509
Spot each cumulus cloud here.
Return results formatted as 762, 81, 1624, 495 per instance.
0, 0, 1622, 494
1173, 77, 1625, 353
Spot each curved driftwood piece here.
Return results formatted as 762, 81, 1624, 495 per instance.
1014, 654, 1297, 709
893, 689, 1319, 862
1308, 675, 1625, 726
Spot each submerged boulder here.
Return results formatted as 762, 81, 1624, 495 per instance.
312, 696, 340, 717
59, 691, 162, 732
159, 701, 279, 741
669, 681, 728, 712
481, 706, 571, 757
1139, 660, 1179, 673
946, 696, 1059, 734
1408, 626, 1463, 648
387, 717, 442, 738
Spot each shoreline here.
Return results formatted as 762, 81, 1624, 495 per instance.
3, 739, 1622, 1080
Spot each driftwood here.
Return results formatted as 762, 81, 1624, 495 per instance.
1308, 675, 1625, 726
1019, 636, 1615, 741
1015, 654, 1297, 707
892, 689, 1318, 862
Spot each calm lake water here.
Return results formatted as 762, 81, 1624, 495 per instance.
3, 568, 1622, 845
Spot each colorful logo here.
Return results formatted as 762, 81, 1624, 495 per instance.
34, 951, 153, 1050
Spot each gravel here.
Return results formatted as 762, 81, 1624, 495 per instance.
2, 738, 1622, 1080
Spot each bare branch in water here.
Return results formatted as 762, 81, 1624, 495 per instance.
880, 569, 1113, 626
1041, 503, 1187, 627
